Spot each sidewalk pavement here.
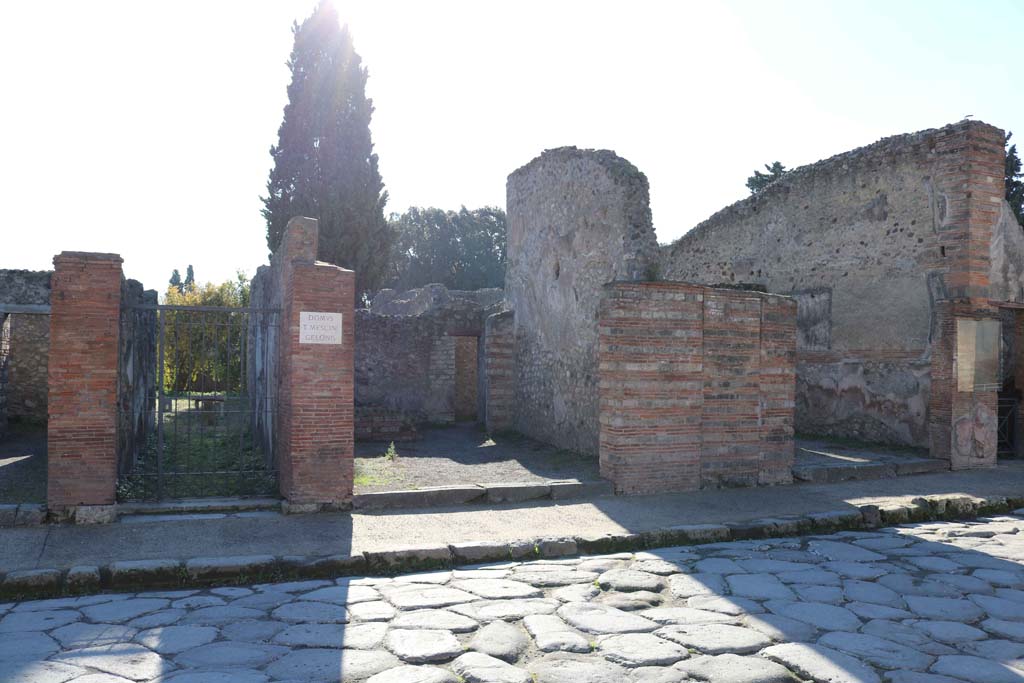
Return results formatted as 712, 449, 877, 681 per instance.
2, 461, 1024, 574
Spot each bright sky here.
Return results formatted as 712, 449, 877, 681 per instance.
1, 0, 1021, 290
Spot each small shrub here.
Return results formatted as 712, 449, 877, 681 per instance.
384, 442, 398, 461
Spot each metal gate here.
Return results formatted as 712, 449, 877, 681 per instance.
117, 303, 280, 501
998, 396, 1019, 459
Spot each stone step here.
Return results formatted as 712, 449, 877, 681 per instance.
117, 497, 282, 517
792, 457, 948, 484
352, 479, 614, 511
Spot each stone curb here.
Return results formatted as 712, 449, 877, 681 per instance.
352, 479, 614, 510
2, 492, 1021, 601
0, 503, 46, 528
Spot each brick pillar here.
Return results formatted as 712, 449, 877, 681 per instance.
47, 252, 123, 519
483, 310, 515, 433
276, 217, 355, 510
759, 294, 797, 485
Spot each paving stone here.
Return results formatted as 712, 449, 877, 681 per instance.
0, 660, 89, 683
274, 621, 387, 649
557, 602, 658, 634
470, 620, 529, 662
451, 579, 543, 600
675, 653, 797, 683
861, 619, 957, 656
777, 568, 842, 585
906, 619, 987, 643
847, 602, 916, 620
596, 590, 662, 611
595, 632, 688, 667
11, 594, 125, 613
631, 666, 688, 683
762, 642, 881, 683
996, 587, 1024, 603
905, 596, 985, 621
257, 579, 334, 592
0, 609, 81, 632
181, 605, 265, 625
970, 594, 1024, 621
510, 569, 598, 587
975, 569, 1024, 587
134, 625, 219, 654
379, 584, 477, 610
818, 631, 935, 670
793, 584, 845, 604
808, 540, 887, 562
522, 614, 590, 653
631, 559, 687, 575
174, 640, 289, 668
271, 600, 351, 623
982, 617, 1024, 640
53, 643, 173, 680
51, 623, 137, 649
210, 587, 253, 598
640, 606, 737, 625
527, 652, 629, 683
127, 609, 186, 629
392, 609, 480, 632
822, 561, 892, 579
450, 598, 559, 622
578, 558, 630, 573
169, 595, 224, 609
60, 674, 136, 683
385, 628, 463, 664
366, 665, 459, 683
228, 592, 292, 610
883, 672, 969, 683
879, 575, 963, 598
686, 595, 764, 615
81, 598, 170, 623
162, 671, 269, 683
656, 623, 771, 655
844, 579, 905, 606
451, 651, 531, 683
393, 571, 454, 585
596, 569, 665, 592
667, 573, 726, 598
551, 583, 600, 602
930, 655, 1024, 683
694, 558, 745, 574
742, 613, 818, 643
722, 573, 792, 601
349, 600, 397, 621
0, 630, 60, 662
764, 600, 862, 631
265, 648, 401, 682
301, 585, 381, 604
220, 619, 286, 642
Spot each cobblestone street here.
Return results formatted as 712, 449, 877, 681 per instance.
3, 515, 1024, 683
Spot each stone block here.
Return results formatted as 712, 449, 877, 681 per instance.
450, 541, 511, 565
74, 505, 117, 525
484, 483, 551, 504
575, 532, 643, 555
508, 540, 538, 560
664, 524, 731, 545
859, 505, 882, 528
2, 569, 61, 596
805, 510, 863, 532
352, 486, 486, 510
0, 504, 17, 528
365, 545, 452, 573
281, 501, 321, 515
14, 504, 46, 526
301, 554, 369, 579
536, 538, 577, 558
548, 480, 614, 500
108, 559, 182, 588
66, 566, 101, 593
185, 555, 277, 582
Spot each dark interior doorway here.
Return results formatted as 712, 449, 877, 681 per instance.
454, 336, 479, 422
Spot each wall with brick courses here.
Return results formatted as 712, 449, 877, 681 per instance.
0, 270, 52, 433
506, 147, 659, 455
598, 282, 796, 494
483, 310, 515, 433
660, 120, 1017, 454
454, 335, 479, 421
47, 253, 123, 511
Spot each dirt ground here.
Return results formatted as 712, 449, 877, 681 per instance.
354, 423, 600, 492
0, 423, 46, 503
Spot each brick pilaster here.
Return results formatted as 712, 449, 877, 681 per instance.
47, 252, 123, 511
276, 217, 355, 507
483, 310, 515, 433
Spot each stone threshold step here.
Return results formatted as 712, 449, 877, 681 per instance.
352, 479, 614, 510
117, 497, 283, 516
792, 457, 948, 484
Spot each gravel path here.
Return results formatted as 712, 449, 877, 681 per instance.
3, 515, 1024, 682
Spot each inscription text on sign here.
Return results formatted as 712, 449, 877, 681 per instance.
299, 311, 343, 345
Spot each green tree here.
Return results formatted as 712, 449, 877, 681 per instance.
746, 161, 788, 194
389, 206, 506, 291
183, 265, 195, 290
1007, 132, 1024, 227
261, 1, 391, 296
169, 269, 182, 293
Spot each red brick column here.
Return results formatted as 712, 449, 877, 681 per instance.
47, 252, 123, 517
276, 217, 355, 510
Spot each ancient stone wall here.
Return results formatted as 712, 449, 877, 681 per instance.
506, 148, 659, 455
0, 270, 52, 433
660, 120, 1018, 451
354, 285, 502, 438
598, 282, 796, 494
116, 279, 157, 475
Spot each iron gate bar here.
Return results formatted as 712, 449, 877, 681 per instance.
122, 304, 280, 312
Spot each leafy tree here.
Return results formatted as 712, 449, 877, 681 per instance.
746, 161, 788, 194
1007, 132, 1024, 227
184, 265, 195, 290
169, 269, 182, 293
261, 1, 391, 296
388, 206, 506, 291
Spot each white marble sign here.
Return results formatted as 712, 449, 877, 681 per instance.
299, 311, 343, 345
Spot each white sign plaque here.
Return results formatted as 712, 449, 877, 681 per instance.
300, 311, 343, 345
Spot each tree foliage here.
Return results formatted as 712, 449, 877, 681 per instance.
261, 1, 391, 296
746, 161, 789, 194
161, 273, 251, 393
388, 206, 506, 291
1008, 132, 1024, 227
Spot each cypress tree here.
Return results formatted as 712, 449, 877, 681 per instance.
261, 1, 391, 296
1007, 133, 1024, 227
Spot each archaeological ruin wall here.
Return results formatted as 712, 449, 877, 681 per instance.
354, 285, 502, 440
660, 120, 1019, 462
0, 270, 52, 435
505, 148, 660, 455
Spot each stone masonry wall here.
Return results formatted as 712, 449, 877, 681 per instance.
0, 270, 52, 430
660, 120, 1018, 451
506, 147, 660, 455
598, 282, 796, 494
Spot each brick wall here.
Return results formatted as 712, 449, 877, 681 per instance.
598, 281, 796, 495
47, 252, 123, 510
454, 335, 479, 421
275, 217, 356, 507
483, 310, 515, 432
